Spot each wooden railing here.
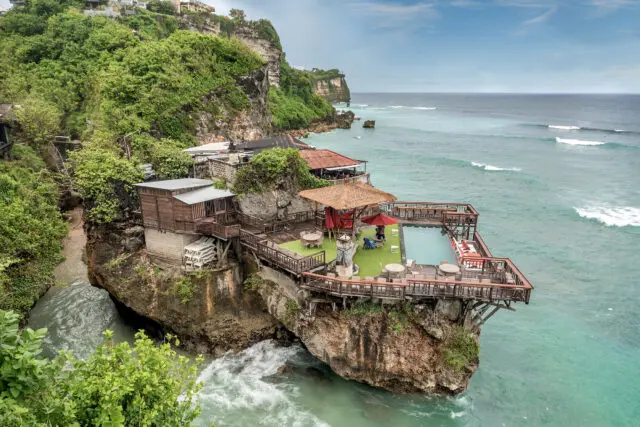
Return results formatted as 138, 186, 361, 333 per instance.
325, 173, 370, 186
196, 221, 240, 240
459, 257, 532, 289
239, 229, 326, 274
302, 272, 532, 304
472, 231, 493, 257
383, 202, 478, 223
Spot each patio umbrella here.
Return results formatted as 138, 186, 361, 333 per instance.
361, 213, 398, 226
324, 207, 335, 229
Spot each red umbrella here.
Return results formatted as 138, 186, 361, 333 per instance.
361, 213, 398, 226
324, 207, 334, 229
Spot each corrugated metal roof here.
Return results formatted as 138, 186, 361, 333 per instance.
183, 142, 230, 154
235, 135, 311, 152
134, 178, 212, 191
173, 186, 235, 205
299, 149, 360, 170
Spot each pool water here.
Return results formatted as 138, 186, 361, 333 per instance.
402, 226, 457, 266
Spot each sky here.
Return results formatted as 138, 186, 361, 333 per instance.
2, 0, 640, 93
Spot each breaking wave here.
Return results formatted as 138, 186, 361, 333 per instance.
390, 105, 436, 110
575, 206, 640, 227
471, 162, 522, 172
549, 125, 581, 130
555, 137, 606, 146
195, 341, 328, 427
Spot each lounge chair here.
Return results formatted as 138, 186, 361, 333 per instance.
363, 237, 377, 250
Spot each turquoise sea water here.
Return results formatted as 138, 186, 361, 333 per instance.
29, 94, 640, 426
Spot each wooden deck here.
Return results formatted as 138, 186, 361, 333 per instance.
302, 271, 533, 304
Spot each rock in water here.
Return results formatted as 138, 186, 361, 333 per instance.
363, 120, 376, 129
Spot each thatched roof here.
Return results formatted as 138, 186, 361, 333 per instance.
298, 182, 396, 210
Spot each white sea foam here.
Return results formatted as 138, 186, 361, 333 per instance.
575, 206, 640, 227
390, 105, 436, 110
196, 340, 328, 427
614, 129, 626, 133
549, 125, 581, 130
555, 137, 606, 146
471, 162, 521, 172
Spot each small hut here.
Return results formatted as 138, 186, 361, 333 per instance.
298, 182, 397, 277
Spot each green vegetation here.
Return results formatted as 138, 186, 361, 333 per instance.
0, 3, 264, 223
212, 9, 282, 50
0, 309, 202, 426
212, 178, 228, 190
0, 145, 67, 317
243, 273, 263, 291
146, 0, 175, 15
345, 301, 384, 317
172, 270, 211, 304
284, 299, 300, 322
443, 325, 479, 372
309, 68, 344, 80
233, 148, 329, 194
270, 59, 335, 130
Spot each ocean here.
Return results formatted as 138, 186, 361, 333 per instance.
29, 94, 640, 426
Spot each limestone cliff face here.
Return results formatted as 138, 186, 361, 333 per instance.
231, 26, 282, 87
86, 224, 279, 355
314, 76, 351, 103
194, 67, 272, 144
256, 267, 479, 395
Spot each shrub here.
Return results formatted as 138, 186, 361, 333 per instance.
284, 299, 300, 322
0, 310, 203, 426
233, 148, 329, 194
443, 326, 479, 372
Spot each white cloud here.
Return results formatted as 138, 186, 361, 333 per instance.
350, 1, 439, 28
523, 6, 557, 24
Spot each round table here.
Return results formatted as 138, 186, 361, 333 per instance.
385, 263, 406, 279
438, 263, 461, 277
302, 232, 323, 248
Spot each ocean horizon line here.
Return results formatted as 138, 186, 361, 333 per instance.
348, 91, 640, 96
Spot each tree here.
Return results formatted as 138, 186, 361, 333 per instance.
14, 96, 62, 146
229, 8, 246, 21
146, 0, 176, 16
0, 309, 203, 426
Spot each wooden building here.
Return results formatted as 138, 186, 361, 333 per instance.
135, 179, 236, 263
299, 149, 370, 185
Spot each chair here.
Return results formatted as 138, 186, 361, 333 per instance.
406, 259, 415, 269
365, 276, 375, 282
391, 245, 399, 254
391, 228, 399, 237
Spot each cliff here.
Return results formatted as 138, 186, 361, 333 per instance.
313, 74, 351, 104
255, 267, 479, 395
86, 224, 280, 355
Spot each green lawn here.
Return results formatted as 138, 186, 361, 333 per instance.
279, 224, 402, 278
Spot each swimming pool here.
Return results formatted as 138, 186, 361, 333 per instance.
402, 226, 457, 266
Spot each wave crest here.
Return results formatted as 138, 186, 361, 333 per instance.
575, 206, 640, 227
556, 137, 606, 146
549, 125, 581, 130
471, 162, 521, 172
390, 105, 436, 110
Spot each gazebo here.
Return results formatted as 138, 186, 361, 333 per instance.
298, 182, 397, 277
298, 182, 397, 236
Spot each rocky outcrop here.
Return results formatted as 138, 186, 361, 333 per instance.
86, 224, 279, 355
232, 25, 282, 87
255, 268, 479, 395
237, 190, 314, 222
286, 110, 356, 138
195, 67, 272, 144
314, 75, 351, 103
363, 120, 375, 129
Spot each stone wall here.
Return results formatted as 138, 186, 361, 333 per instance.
144, 229, 198, 265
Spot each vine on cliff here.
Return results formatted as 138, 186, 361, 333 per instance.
442, 326, 480, 372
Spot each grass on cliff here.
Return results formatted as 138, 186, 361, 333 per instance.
0, 145, 67, 317
280, 225, 401, 278
443, 326, 479, 372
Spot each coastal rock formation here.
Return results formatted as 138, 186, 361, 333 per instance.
86, 224, 279, 355
286, 110, 356, 138
237, 190, 314, 222
232, 25, 282, 87
195, 67, 272, 143
314, 75, 351, 103
363, 120, 376, 129
256, 268, 479, 395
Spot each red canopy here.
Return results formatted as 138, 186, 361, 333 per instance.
361, 213, 398, 226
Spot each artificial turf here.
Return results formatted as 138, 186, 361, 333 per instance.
279, 224, 402, 277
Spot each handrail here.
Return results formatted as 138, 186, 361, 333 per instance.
302, 272, 531, 303
473, 231, 493, 257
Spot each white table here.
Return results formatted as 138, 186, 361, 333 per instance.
302, 232, 323, 248
385, 263, 406, 279
438, 263, 461, 277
